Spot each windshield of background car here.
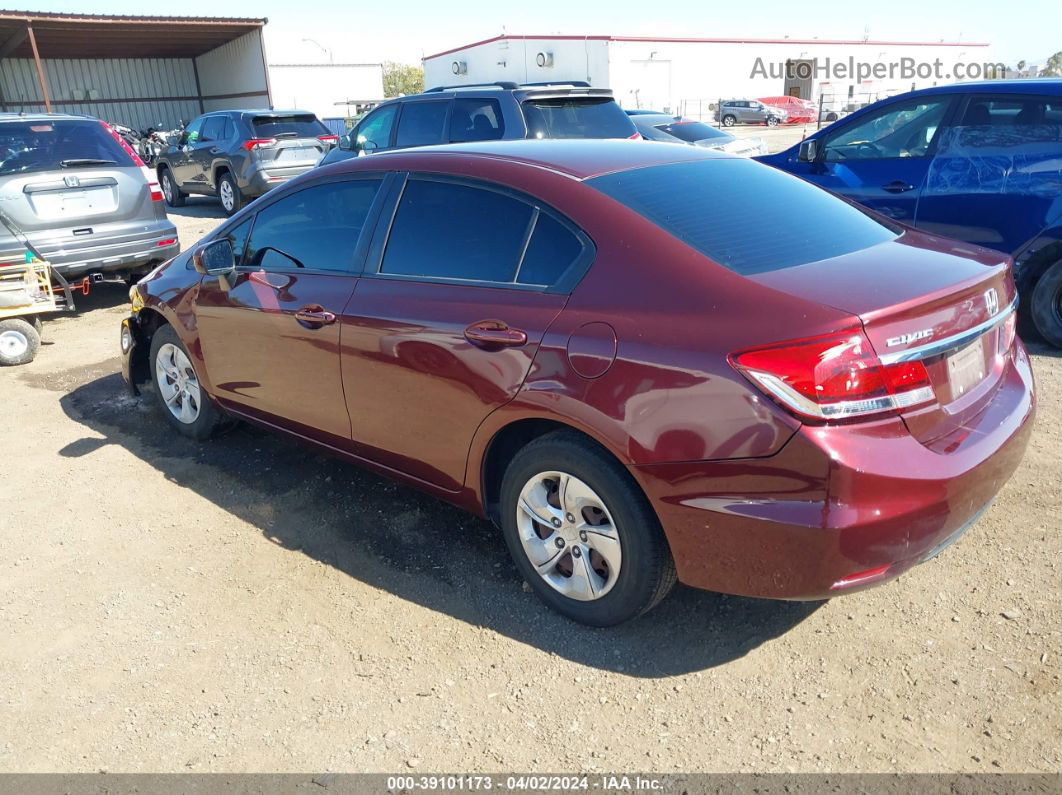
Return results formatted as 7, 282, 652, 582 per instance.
251, 114, 329, 138
0, 120, 132, 176
657, 121, 731, 143
589, 159, 898, 275
522, 98, 637, 139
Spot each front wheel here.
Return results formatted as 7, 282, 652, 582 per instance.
722, 114, 736, 127
149, 324, 229, 439
0, 317, 41, 365
1031, 260, 1062, 348
499, 431, 676, 626
766, 116, 780, 127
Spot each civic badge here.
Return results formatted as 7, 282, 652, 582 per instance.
64, 176, 80, 188
984, 288, 999, 317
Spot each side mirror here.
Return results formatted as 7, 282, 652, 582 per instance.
192, 239, 236, 288
358, 139, 378, 157
798, 139, 819, 162
338, 132, 353, 151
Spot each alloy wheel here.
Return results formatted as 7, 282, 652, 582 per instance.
162, 174, 173, 203
155, 342, 201, 424
516, 471, 622, 601
219, 180, 234, 212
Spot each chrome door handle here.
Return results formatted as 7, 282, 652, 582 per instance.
464, 320, 528, 348
294, 307, 337, 328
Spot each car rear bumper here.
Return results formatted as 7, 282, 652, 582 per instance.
31, 226, 179, 277
243, 163, 318, 196
636, 343, 1036, 600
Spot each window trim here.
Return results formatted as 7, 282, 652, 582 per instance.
363, 172, 595, 294
818, 94, 960, 163
204, 171, 395, 277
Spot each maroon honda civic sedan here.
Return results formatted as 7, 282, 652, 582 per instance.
120, 140, 1035, 626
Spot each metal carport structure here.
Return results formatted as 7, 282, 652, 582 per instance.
0, 10, 272, 130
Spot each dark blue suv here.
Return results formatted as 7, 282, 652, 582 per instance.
757, 79, 1062, 346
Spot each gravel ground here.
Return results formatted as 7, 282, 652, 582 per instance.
0, 196, 1059, 774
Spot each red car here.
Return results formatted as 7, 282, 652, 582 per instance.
758, 95, 818, 123
121, 140, 1034, 626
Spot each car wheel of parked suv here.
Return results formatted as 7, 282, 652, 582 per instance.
1031, 260, 1062, 348
149, 325, 228, 439
217, 172, 242, 216
722, 114, 736, 127
158, 168, 185, 208
0, 318, 41, 365
499, 431, 676, 626
766, 116, 779, 127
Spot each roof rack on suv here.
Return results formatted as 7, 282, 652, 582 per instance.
520, 81, 592, 88
425, 81, 519, 92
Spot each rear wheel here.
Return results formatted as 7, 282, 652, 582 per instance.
766, 115, 780, 127
217, 172, 242, 216
499, 431, 676, 626
149, 324, 228, 439
1031, 260, 1062, 348
0, 318, 40, 365
722, 114, 736, 127
159, 167, 185, 208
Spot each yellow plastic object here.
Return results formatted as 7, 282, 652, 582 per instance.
0, 260, 60, 318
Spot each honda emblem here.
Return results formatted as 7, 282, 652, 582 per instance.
984, 288, 1000, 317
64, 176, 80, 188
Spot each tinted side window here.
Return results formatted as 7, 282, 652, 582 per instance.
356, 104, 398, 151
182, 117, 204, 144
200, 116, 225, 142
823, 98, 951, 161
224, 217, 253, 265
220, 117, 235, 140
244, 180, 382, 272
450, 98, 505, 142
395, 101, 450, 148
381, 180, 532, 282
517, 213, 583, 286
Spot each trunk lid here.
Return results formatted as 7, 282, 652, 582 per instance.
749, 231, 1015, 444
250, 113, 331, 166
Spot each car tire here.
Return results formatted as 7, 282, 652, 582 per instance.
499, 430, 676, 626
1031, 260, 1062, 349
158, 167, 185, 208
0, 317, 41, 365
722, 114, 736, 127
767, 116, 779, 127
217, 172, 242, 216
149, 324, 229, 440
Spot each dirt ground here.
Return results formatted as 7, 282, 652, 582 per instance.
0, 191, 1059, 775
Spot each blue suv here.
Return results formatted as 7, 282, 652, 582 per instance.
757, 80, 1062, 346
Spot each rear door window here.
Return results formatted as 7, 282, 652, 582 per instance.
522, 98, 636, 139
450, 98, 505, 142
589, 159, 897, 275
200, 116, 226, 143
243, 179, 382, 272
0, 119, 133, 176
251, 114, 328, 139
395, 101, 450, 148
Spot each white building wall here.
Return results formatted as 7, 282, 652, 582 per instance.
195, 29, 271, 112
268, 63, 384, 119
425, 36, 996, 118
424, 37, 610, 89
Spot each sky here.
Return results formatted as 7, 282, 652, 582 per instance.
23, 0, 1061, 67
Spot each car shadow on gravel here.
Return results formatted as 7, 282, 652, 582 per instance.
56, 369, 822, 678
164, 197, 228, 220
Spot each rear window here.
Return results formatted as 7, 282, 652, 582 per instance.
251, 114, 328, 138
657, 121, 730, 143
589, 159, 898, 275
0, 120, 132, 176
522, 98, 636, 139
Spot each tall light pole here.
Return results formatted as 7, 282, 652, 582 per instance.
302, 38, 334, 64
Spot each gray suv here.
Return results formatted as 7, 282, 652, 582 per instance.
714, 99, 789, 127
0, 113, 179, 280
156, 110, 337, 216
318, 81, 637, 166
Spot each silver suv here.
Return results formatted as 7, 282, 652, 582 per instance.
0, 113, 179, 280
715, 99, 789, 127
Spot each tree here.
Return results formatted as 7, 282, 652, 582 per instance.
383, 62, 424, 97
1017, 59, 1027, 71
1043, 51, 1062, 77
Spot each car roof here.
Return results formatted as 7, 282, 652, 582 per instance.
904, 78, 1062, 98
0, 112, 99, 123
340, 139, 727, 180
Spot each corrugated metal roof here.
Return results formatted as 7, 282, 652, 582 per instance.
0, 9, 266, 58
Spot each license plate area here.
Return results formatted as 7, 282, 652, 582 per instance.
275, 146, 319, 162
946, 338, 988, 397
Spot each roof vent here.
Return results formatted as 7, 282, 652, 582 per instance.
536, 52, 554, 68
452, 60, 467, 75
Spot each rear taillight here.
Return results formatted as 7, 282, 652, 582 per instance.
141, 167, 164, 201
998, 313, 1017, 357
318, 134, 339, 144
99, 120, 145, 167
730, 329, 935, 422
242, 138, 278, 151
